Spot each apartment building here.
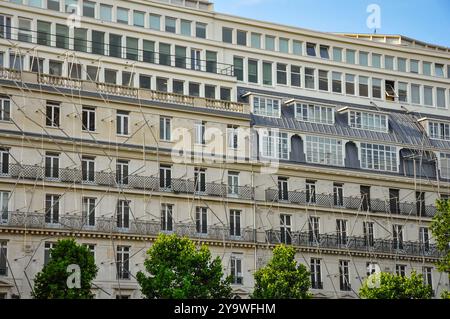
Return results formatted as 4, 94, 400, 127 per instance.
0, 0, 449, 299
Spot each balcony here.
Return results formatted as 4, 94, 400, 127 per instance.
2, 164, 254, 200
266, 189, 437, 217
266, 230, 441, 259
1, 211, 256, 243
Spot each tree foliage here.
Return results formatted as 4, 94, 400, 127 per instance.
136, 234, 232, 299
359, 271, 432, 299
430, 199, 450, 274
251, 245, 311, 299
32, 239, 98, 299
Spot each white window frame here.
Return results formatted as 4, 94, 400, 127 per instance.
349, 110, 389, 133
116, 111, 130, 136
252, 96, 281, 118
294, 103, 335, 125
227, 171, 239, 196
305, 135, 343, 167
360, 143, 398, 172
0, 191, 9, 223
260, 129, 289, 160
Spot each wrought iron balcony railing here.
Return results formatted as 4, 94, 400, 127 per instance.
266, 189, 437, 217
266, 230, 441, 258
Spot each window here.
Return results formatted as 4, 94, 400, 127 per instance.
332, 72, 342, 93
260, 130, 289, 160
293, 40, 302, 55
424, 86, 433, 106
363, 222, 374, 247
126, 37, 138, 61
9, 53, 23, 71
230, 256, 243, 285
0, 242, 7, 276
159, 116, 171, 142
143, 40, 155, 63
206, 51, 217, 73
423, 62, 432, 76
308, 216, 320, 243
116, 200, 130, 229
139, 75, 151, 89
85, 66, 99, 83
429, 121, 450, 141
82, 106, 95, 132
234, 57, 244, 81
248, 60, 259, 83
359, 51, 369, 66
333, 183, 344, 207
109, 34, 122, 58
122, 72, 135, 87
393, 224, 403, 249
361, 186, 371, 212
310, 259, 322, 289
398, 82, 408, 102
45, 194, 60, 224
396, 265, 406, 277
253, 96, 280, 118
0, 148, 9, 176
306, 43, 316, 56
220, 87, 231, 101
251, 33, 261, 49
37, 21, 51, 46
0, 15, 12, 40
279, 38, 289, 53
336, 219, 347, 246
263, 62, 272, 86
278, 177, 288, 201
265, 36, 275, 51
180, 20, 191, 36
83, 1, 95, 18
0, 98, 11, 122
229, 210, 241, 237
194, 168, 206, 193
82, 197, 96, 227
346, 49, 355, 64
359, 76, 369, 97
345, 74, 355, 95
89, 30, 104, 55
237, 30, 247, 46
361, 143, 397, 172
30, 57, 43, 74
165, 17, 176, 33
44, 242, 55, 266
277, 63, 287, 85
116, 246, 130, 280
423, 267, 433, 291
65, 0, 78, 13
116, 160, 129, 185
339, 260, 351, 291
372, 78, 382, 99
159, 43, 171, 66
306, 180, 316, 204
68, 62, 81, 79
291, 66, 301, 87
194, 121, 206, 145
204, 85, 216, 99
397, 58, 407, 72
133, 10, 145, 27
100, 4, 112, 21
349, 111, 388, 133
227, 125, 239, 150
280, 214, 292, 245
190, 49, 201, 71
18, 18, 32, 43
81, 156, 95, 183
149, 14, 161, 30
305, 136, 343, 166
222, 27, 233, 44
196, 207, 208, 234
385, 56, 395, 70
419, 227, 430, 252
227, 171, 239, 196
49, 60, 62, 76
416, 191, 426, 217
388, 189, 400, 214
411, 84, 421, 104
161, 204, 173, 232
45, 102, 60, 128
436, 88, 446, 109
104, 69, 117, 84
156, 78, 168, 92
195, 23, 206, 39
116, 111, 129, 135
117, 7, 129, 24
304, 68, 315, 89
410, 60, 419, 74
318, 70, 328, 91
74, 28, 87, 52
295, 104, 334, 125
333, 47, 343, 62
159, 165, 172, 190
0, 191, 10, 223
189, 82, 200, 97
440, 153, 450, 179
319, 45, 329, 59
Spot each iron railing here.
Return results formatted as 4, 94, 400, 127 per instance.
265, 189, 436, 217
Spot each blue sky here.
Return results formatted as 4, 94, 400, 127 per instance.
213, 0, 450, 48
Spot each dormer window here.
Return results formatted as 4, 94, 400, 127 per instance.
429, 121, 450, 140
293, 102, 334, 125
348, 110, 388, 133
252, 96, 281, 118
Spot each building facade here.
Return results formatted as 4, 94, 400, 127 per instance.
0, 0, 449, 299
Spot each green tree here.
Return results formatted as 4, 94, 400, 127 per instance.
431, 199, 450, 298
136, 234, 232, 299
32, 239, 98, 299
252, 245, 311, 299
359, 271, 432, 299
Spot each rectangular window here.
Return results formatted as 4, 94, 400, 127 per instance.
293, 40, 302, 55
45, 194, 60, 224
220, 87, 231, 101
429, 121, 450, 140
0, 97, 11, 122
47, 0, 60, 11
81, 156, 95, 183
372, 53, 381, 68
291, 66, 301, 87
117, 7, 129, 24
160, 116, 171, 141
236, 30, 247, 46
143, 40, 155, 63
332, 72, 342, 93
333, 47, 343, 62
305, 135, 343, 166
37, 21, 51, 46
0, 148, 9, 176
248, 60, 259, 84
156, 77, 168, 92
277, 63, 287, 85
30, 57, 43, 73
424, 86, 433, 106
18, 18, 32, 43
159, 43, 171, 66
393, 224, 403, 249
49, 60, 62, 76
423, 267, 433, 291
346, 49, 355, 64
116, 160, 129, 185
46, 102, 60, 128
159, 165, 172, 190
82, 106, 95, 132
398, 82, 408, 102
74, 28, 87, 52
172, 79, 184, 95
336, 219, 347, 246
195, 207, 208, 234
280, 214, 292, 245
165, 17, 176, 33
100, 4, 112, 21
180, 20, 191, 36
318, 70, 328, 91
189, 82, 200, 97
263, 62, 272, 86
204, 85, 216, 99
206, 50, 217, 73
9, 53, 23, 71
44, 242, 55, 266
116, 111, 129, 135
278, 177, 288, 201
253, 96, 280, 118
410, 60, 419, 74
0, 15, 12, 40
349, 111, 388, 132
194, 121, 206, 145
396, 265, 406, 277
385, 56, 395, 70
194, 168, 206, 193
333, 183, 344, 207
195, 23, 206, 39
227, 171, 239, 195
411, 84, 421, 104
436, 88, 446, 109
361, 143, 397, 172
295, 103, 334, 125
139, 75, 151, 89
398, 58, 407, 72
306, 180, 316, 204
222, 27, 233, 43
265, 36, 275, 51
260, 130, 288, 160
126, 37, 138, 61
361, 186, 371, 212
308, 216, 320, 243
339, 260, 351, 291
345, 74, 355, 95
306, 43, 316, 57
419, 227, 430, 252
319, 45, 329, 59
304, 68, 315, 89
234, 57, 244, 81
251, 33, 261, 49
133, 10, 145, 27
0, 191, 10, 223
227, 125, 239, 149
65, 0, 78, 13
229, 210, 241, 237
423, 62, 432, 76
109, 34, 122, 58
359, 51, 369, 66
116, 200, 130, 229
91, 31, 104, 55
83, 1, 95, 18
279, 38, 289, 53
230, 256, 243, 285
0, 242, 6, 276
440, 153, 450, 179
359, 76, 369, 97
104, 69, 117, 84
82, 197, 96, 227
116, 246, 130, 280
363, 222, 374, 247
310, 259, 322, 289
372, 78, 382, 99
149, 14, 161, 30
